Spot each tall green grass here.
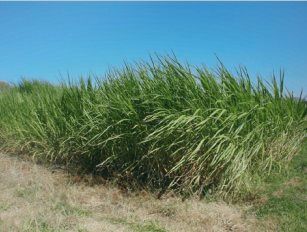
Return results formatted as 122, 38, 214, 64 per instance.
0, 56, 306, 198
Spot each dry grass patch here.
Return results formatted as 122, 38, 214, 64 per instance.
0, 153, 271, 232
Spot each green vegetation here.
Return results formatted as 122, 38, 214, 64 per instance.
23, 218, 58, 232
256, 138, 307, 231
0, 81, 11, 91
106, 218, 166, 232
0, 56, 306, 198
54, 201, 90, 217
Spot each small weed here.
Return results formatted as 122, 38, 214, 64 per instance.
14, 185, 39, 199
22, 218, 58, 232
54, 201, 90, 217
0, 203, 11, 212
152, 205, 177, 217
77, 228, 89, 232
133, 221, 167, 232
106, 217, 167, 232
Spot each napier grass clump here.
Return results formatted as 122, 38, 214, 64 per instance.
0, 56, 306, 198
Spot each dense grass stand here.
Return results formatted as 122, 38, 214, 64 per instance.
0, 56, 306, 199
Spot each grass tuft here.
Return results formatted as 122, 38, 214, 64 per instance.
0, 55, 306, 198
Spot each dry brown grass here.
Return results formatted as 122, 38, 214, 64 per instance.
0, 153, 270, 232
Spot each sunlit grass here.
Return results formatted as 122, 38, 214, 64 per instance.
0, 55, 306, 198
256, 138, 307, 231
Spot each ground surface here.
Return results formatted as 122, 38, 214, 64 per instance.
0, 139, 306, 232
0, 153, 263, 232
255, 138, 307, 231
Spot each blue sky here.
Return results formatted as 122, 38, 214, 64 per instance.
0, 2, 306, 95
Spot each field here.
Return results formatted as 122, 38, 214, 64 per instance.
0, 138, 306, 231
256, 137, 307, 231
0, 151, 262, 232
0, 56, 306, 231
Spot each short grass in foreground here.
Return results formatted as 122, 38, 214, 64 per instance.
0, 55, 306, 199
0, 153, 260, 232
255, 138, 307, 231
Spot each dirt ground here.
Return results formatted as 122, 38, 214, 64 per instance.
0, 153, 270, 232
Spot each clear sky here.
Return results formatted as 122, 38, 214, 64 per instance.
0, 2, 306, 95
